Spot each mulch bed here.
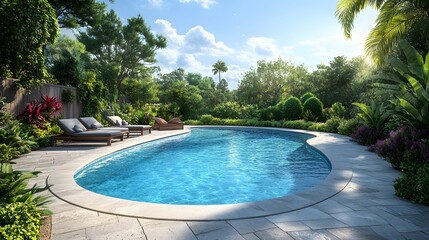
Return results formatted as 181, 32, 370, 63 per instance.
40, 215, 52, 240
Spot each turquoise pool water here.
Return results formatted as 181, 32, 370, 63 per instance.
74, 128, 331, 205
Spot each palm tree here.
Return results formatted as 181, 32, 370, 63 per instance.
212, 61, 228, 83
336, 0, 429, 65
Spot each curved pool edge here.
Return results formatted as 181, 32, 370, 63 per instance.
47, 126, 354, 221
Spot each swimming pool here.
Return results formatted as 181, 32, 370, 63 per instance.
74, 127, 331, 205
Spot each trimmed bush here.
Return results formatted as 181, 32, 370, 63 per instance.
308, 122, 327, 132
283, 120, 314, 130
300, 92, 315, 104
200, 114, 214, 124
394, 163, 429, 205
303, 97, 323, 120
282, 97, 302, 120
0, 202, 41, 240
331, 102, 346, 119
184, 120, 202, 125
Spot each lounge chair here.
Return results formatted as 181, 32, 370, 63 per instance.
106, 116, 152, 135
153, 117, 184, 130
79, 117, 130, 138
52, 119, 127, 146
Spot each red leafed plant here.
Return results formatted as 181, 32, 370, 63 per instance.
20, 95, 62, 128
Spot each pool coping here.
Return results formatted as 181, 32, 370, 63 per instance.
48, 126, 354, 221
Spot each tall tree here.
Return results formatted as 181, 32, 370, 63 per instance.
237, 58, 309, 108
45, 35, 87, 87
48, 0, 111, 28
0, 0, 59, 87
78, 11, 167, 99
212, 61, 228, 83
336, 0, 429, 65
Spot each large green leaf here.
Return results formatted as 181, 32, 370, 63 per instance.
399, 39, 425, 81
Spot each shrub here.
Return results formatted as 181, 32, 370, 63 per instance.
282, 97, 302, 120
0, 202, 41, 240
0, 144, 20, 163
184, 120, 202, 125
210, 117, 224, 125
200, 114, 214, 124
0, 119, 38, 154
351, 125, 386, 146
300, 92, 315, 104
258, 106, 282, 121
283, 120, 314, 130
324, 118, 342, 133
303, 97, 323, 120
369, 126, 429, 168
241, 105, 259, 119
394, 163, 429, 205
211, 102, 241, 119
337, 118, 361, 136
308, 122, 327, 132
331, 102, 346, 119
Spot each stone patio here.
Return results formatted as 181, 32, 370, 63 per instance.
13, 127, 429, 240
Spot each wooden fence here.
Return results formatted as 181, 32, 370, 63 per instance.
1, 78, 81, 118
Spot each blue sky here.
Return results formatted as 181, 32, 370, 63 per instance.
101, 0, 378, 89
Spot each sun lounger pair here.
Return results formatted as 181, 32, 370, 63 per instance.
152, 117, 184, 130
53, 119, 128, 146
105, 116, 152, 135
52, 117, 153, 146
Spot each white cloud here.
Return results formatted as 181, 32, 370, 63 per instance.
246, 37, 278, 56
178, 0, 217, 8
148, 0, 163, 7
183, 26, 233, 56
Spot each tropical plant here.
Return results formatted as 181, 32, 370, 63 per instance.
331, 102, 346, 119
336, 0, 429, 65
212, 61, 228, 84
303, 97, 323, 120
282, 97, 303, 120
0, 163, 51, 215
0, 144, 20, 164
353, 100, 391, 130
376, 40, 429, 128
61, 89, 75, 103
0, 120, 38, 154
19, 95, 62, 128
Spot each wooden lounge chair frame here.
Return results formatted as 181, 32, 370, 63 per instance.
153, 117, 184, 131
52, 119, 127, 146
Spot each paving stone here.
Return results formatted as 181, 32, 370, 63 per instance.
313, 199, 353, 214
228, 218, 276, 234
302, 218, 348, 230
401, 231, 429, 240
370, 209, 421, 232
288, 230, 340, 240
188, 221, 243, 240
331, 211, 388, 227
254, 228, 293, 240
328, 227, 387, 240
143, 221, 196, 240
266, 208, 330, 223
52, 212, 118, 235
241, 233, 260, 240
274, 221, 310, 232
51, 229, 86, 240
85, 218, 145, 240
371, 225, 405, 240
